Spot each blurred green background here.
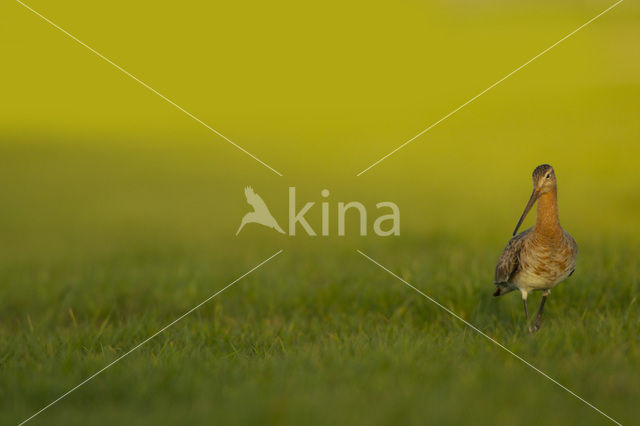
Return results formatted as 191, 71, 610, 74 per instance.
1, 0, 638, 425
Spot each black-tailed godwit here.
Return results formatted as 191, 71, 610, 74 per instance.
494, 164, 578, 332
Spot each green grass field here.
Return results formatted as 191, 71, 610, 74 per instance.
1, 0, 639, 425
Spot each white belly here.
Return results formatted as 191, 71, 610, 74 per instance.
514, 267, 570, 294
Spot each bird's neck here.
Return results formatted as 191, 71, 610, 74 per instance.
534, 187, 562, 239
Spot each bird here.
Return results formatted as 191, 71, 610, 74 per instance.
493, 164, 578, 332
236, 186, 285, 235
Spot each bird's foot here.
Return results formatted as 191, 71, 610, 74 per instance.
527, 322, 542, 334
533, 319, 542, 332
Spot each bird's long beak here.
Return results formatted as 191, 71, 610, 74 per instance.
513, 187, 541, 236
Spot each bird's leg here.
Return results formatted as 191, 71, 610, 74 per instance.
533, 290, 550, 331
522, 296, 531, 333
523, 299, 530, 322
520, 290, 535, 333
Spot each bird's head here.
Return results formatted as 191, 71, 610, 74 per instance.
532, 164, 556, 194
513, 164, 556, 236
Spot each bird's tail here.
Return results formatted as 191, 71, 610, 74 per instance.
272, 222, 285, 234
493, 283, 514, 297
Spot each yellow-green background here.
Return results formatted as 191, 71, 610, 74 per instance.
1, 0, 638, 425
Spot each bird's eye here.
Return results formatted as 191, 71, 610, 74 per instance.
546, 174, 550, 179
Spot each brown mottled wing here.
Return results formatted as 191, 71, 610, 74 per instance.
494, 228, 531, 284
563, 230, 578, 276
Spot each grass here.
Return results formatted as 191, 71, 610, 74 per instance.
2, 0, 639, 424
1, 227, 638, 425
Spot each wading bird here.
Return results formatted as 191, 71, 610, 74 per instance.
236, 186, 285, 235
493, 164, 577, 332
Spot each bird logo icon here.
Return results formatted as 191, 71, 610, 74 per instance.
236, 187, 285, 235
